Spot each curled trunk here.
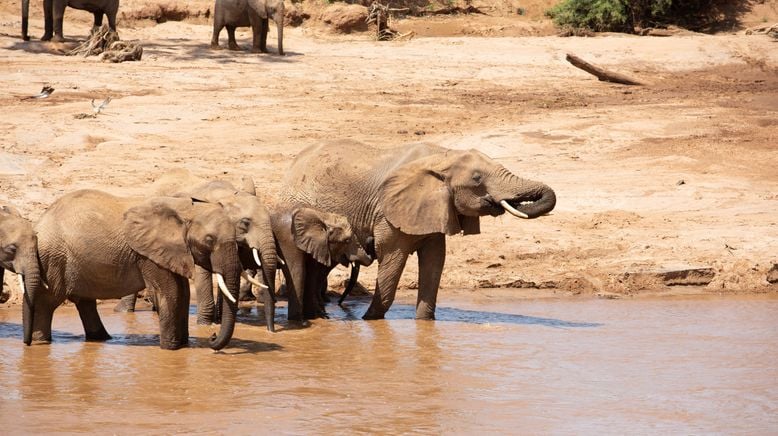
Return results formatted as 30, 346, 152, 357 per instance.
495, 167, 556, 219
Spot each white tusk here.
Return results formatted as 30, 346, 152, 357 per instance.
18, 274, 25, 295
241, 271, 268, 289
500, 199, 530, 219
277, 257, 286, 266
215, 273, 236, 303
252, 248, 262, 267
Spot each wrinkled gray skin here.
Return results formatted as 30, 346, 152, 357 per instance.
0, 205, 43, 345
115, 179, 278, 332
281, 140, 557, 320
272, 206, 372, 321
22, 0, 119, 42
33, 190, 243, 350
211, 0, 285, 55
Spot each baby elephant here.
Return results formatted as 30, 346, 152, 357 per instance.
211, 0, 285, 55
273, 206, 372, 321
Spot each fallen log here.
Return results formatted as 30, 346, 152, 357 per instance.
565, 53, 643, 86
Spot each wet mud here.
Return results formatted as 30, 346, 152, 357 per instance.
1, 294, 777, 433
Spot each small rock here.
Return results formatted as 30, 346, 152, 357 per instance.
320, 4, 368, 34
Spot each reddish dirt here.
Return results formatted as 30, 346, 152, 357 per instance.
1, 1, 777, 304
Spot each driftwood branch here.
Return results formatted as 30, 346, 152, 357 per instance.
565, 53, 643, 86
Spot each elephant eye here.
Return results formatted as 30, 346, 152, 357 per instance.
204, 235, 216, 247
472, 172, 483, 184
238, 218, 251, 233
3, 244, 17, 255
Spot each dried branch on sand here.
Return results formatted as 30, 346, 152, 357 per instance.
565, 53, 643, 86
66, 25, 142, 62
366, 2, 412, 41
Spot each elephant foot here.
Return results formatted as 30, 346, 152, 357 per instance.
228, 44, 241, 51
23, 35, 30, 41
278, 50, 285, 56
85, 330, 112, 342
40, 33, 53, 41
51, 35, 65, 43
362, 307, 386, 320
159, 340, 188, 350
31, 331, 53, 343
210, 42, 221, 50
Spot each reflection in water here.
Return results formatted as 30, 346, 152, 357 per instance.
1, 296, 777, 433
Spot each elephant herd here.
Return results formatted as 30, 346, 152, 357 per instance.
20, 0, 285, 55
0, 140, 556, 351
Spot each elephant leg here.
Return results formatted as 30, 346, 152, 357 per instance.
72, 297, 112, 341
141, 260, 189, 350
113, 293, 138, 312
41, 0, 54, 40
248, 14, 262, 53
363, 246, 409, 320
52, 0, 65, 42
91, 12, 103, 33
415, 234, 445, 320
226, 26, 240, 51
107, 4, 118, 32
211, 21, 223, 48
303, 260, 328, 320
259, 18, 269, 53
194, 265, 215, 325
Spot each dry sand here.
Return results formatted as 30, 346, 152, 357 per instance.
1, 3, 777, 304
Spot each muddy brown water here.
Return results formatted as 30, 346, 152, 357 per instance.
1, 294, 777, 433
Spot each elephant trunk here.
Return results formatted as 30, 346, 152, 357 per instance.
208, 248, 241, 351
19, 246, 42, 346
275, 10, 284, 55
338, 263, 360, 305
495, 167, 556, 219
21, 0, 30, 41
257, 235, 277, 332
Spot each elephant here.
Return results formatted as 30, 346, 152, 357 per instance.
114, 178, 278, 332
22, 0, 120, 42
30, 189, 245, 350
0, 205, 43, 338
272, 205, 372, 322
280, 140, 557, 320
211, 0, 285, 55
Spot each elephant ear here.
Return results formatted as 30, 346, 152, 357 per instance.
292, 208, 331, 266
381, 155, 461, 235
123, 198, 195, 278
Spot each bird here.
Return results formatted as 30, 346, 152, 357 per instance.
22, 85, 54, 100
91, 97, 111, 114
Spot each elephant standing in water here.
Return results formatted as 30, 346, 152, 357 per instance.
281, 140, 556, 320
31, 190, 245, 350
0, 205, 43, 337
271, 206, 372, 322
115, 178, 278, 331
22, 0, 120, 42
211, 0, 285, 55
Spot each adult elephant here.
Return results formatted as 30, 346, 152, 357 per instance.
272, 206, 372, 321
281, 140, 557, 320
31, 189, 244, 350
115, 179, 278, 332
0, 205, 43, 340
22, 0, 120, 42
211, 0, 285, 55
